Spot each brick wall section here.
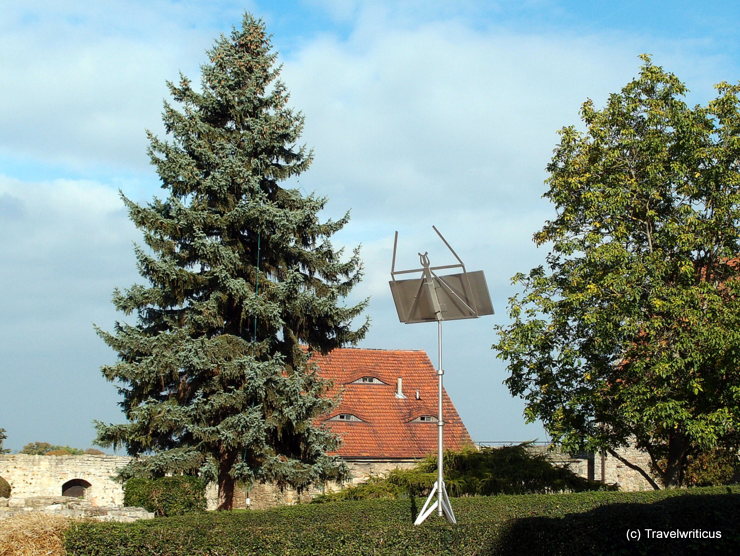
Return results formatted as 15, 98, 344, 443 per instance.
534, 445, 656, 491
541, 449, 591, 482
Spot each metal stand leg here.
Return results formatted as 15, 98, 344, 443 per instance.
414, 480, 456, 525
414, 320, 456, 525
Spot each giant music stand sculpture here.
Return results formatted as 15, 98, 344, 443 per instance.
389, 226, 493, 525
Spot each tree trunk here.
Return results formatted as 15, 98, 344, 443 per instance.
216, 451, 237, 511
660, 432, 689, 488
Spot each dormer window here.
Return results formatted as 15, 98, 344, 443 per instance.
351, 376, 385, 385
410, 415, 438, 423
328, 413, 364, 422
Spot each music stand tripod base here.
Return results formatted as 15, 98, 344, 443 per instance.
414, 479, 456, 525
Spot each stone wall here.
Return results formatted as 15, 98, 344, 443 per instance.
0, 454, 419, 511
205, 459, 419, 510
493, 443, 658, 491
537, 448, 592, 482
0, 447, 659, 515
596, 447, 655, 491
0, 454, 132, 507
0, 496, 153, 522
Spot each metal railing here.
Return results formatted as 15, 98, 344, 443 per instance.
475, 441, 551, 447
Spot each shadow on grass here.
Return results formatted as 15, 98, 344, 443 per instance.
486, 493, 739, 555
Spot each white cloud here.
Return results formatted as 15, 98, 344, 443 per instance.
1, 1, 736, 448
0, 1, 250, 174
281, 19, 638, 322
285, 23, 627, 222
0, 177, 139, 449
281, 11, 737, 309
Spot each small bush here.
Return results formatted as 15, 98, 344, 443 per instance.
313, 475, 407, 503
683, 448, 740, 486
20, 441, 86, 455
123, 476, 206, 517
0, 476, 10, 498
46, 449, 78, 456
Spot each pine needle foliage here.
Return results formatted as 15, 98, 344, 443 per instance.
94, 13, 368, 510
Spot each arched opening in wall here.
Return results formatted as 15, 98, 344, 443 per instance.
62, 479, 91, 498
0, 475, 11, 498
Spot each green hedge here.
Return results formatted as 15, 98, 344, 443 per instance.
123, 476, 206, 517
65, 486, 739, 555
493, 490, 739, 555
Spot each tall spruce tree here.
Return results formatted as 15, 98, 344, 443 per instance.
95, 14, 368, 510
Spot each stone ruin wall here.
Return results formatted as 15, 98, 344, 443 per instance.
0, 447, 658, 515
0, 496, 153, 522
205, 460, 419, 510
0, 454, 419, 512
0, 454, 132, 507
598, 445, 655, 491
543, 447, 654, 491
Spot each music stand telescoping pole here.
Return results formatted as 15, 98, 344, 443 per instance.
389, 226, 494, 525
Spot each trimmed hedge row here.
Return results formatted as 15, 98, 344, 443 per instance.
493, 490, 739, 555
65, 486, 740, 555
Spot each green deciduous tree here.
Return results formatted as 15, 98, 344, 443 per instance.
494, 56, 739, 489
95, 14, 368, 509
20, 442, 85, 455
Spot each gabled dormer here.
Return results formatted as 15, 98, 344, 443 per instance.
409, 415, 438, 423
326, 413, 365, 423
350, 376, 386, 385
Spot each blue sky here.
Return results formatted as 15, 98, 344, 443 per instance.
1, 0, 738, 452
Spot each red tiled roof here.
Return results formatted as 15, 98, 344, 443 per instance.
309, 348, 472, 459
